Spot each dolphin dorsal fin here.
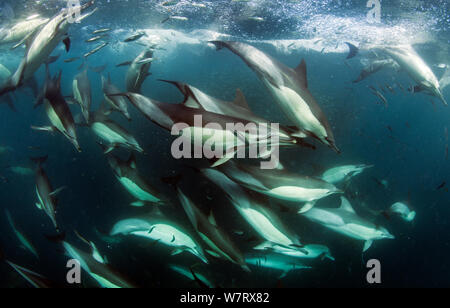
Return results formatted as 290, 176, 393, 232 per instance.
233, 89, 250, 110
294, 59, 308, 89
339, 197, 355, 213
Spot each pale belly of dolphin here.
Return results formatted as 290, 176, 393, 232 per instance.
330, 223, 379, 241
182, 127, 241, 149
92, 123, 127, 145
46, 102, 66, 135
268, 186, 331, 202
118, 177, 160, 203
268, 84, 327, 140
240, 207, 293, 246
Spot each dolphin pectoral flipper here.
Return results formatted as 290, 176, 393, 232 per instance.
31, 125, 56, 132
298, 201, 316, 214
49, 186, 66, 197
211, 149, 239, 168
62, 37, 71, 52
363, 240, 373, 252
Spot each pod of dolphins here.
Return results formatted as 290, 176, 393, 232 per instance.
2, 0, 447, 288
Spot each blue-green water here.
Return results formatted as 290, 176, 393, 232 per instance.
0, 0, 449, 288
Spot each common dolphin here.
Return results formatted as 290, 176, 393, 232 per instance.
0, 1, 96, 96
122, 48, 154, 93
209, 41, 339, 152
201, 168, 307, 254
102, 75, 131, 121
5, 209, 39, 258
111, 92, 300, 167
110, 210, 209, 264
62, 240, 136, 288
245, 253, 311, 278
104, 151, 163, 207
346, 43, 447, 106
159, 79, 313, 147
253, 242, 335, 261
0, 255, 53, 288
89, 107, 144, 154
301, 196, 394, 252
321, 164, 373, 184
0, 16, 49, 46
352, 59, 400, 83
175, 187, 249, 271
218, 161, 341, 206
386, 202, 416, 222
33, 68, 81, 152
169, 264, 215, 288
31, 156, 65, 232
73, 69, 92, 123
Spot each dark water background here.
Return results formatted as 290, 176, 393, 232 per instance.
0, 0, 449, 287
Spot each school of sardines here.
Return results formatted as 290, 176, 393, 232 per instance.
0, 1, 446, 288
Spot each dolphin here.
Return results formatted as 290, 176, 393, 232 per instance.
30, 156, 65, 232
102, 75, 131, 121
346, 43, 447, 106
386, 202, 416, 222
104, 151, 163, 207
352, 59, 400, 83
321, 164, 373, 184
159, 79, 313, 147
219, 161, 341, 205
0, 1, 96, 96
245, 252, 311, 278
89, 108, 143, 154
301, 196, 394, 252
209, 41, 339, 152
0, 16, 49, 46
73, 69, 92, 123
253, 242, 335, 261
62, 239, 136, 288
110, 92, 301, 167
110, 210, 209, 264
120, 47, 154, 93
175, 187, 249, 271
5, 209, 39, 258
169, 264, 215, 288
0, 255, 53, 288
32, 68, 81, 152
201, 168, 307, 253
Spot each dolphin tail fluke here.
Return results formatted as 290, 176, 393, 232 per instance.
0, 81, 17, 98
209, 40, 226, 51
439, 93, 448, 106
345, 42, 359, 59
